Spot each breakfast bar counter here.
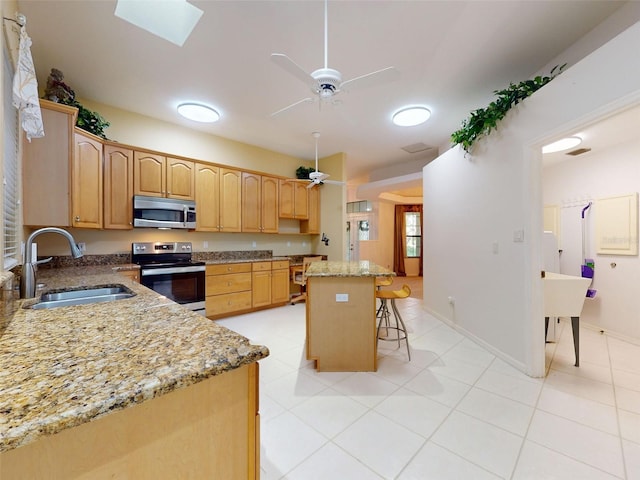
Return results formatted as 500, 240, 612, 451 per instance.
305, 261, 394, 372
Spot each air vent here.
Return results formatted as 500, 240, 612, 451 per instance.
401, 142, 433, 154
566, 147, 592, 156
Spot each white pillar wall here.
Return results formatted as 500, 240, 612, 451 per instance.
423, 22, 640, 376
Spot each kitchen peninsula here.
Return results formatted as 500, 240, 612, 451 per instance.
305, 261, 394, 372
0, 266, 267, 479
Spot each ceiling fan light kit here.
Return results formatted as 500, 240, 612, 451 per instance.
392, 106, 431, 127
177, 103, 220, 123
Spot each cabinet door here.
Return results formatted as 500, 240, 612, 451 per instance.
134, 151, 165, 197
294, 181, 309, 219
301, 186, 320, 234
278, 180, 295, 219
104, 145, 133, 229
271, 266, 290, 304
196, 164, 220, 231
72, 132, 103, 229
23, 100, 76, 227
242, 172, 262, 233
252, 270, 271, 307
220, 168, 242, 232
167, 158, 195, 200
261, 176, 279, 233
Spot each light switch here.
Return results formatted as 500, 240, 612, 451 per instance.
336, 293, 349, 302
513, 230, 524, 243
492, 241, 499, 254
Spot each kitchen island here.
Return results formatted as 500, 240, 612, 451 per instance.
305, 261, 394, 372
0, 266, 267, 479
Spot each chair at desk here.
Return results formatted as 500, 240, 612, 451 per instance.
291, 256, 322, 305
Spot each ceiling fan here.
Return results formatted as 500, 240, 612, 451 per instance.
271, 0, 399, 116
306, 132, 344, 188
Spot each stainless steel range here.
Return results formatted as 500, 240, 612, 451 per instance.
132, 242, 205, 314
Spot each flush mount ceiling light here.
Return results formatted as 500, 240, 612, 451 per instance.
177, 103, 220, 123
114, 0, 203, 47
542, 136, 582, 154
392, 106, 431, 127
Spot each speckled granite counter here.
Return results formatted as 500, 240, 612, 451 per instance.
0, 265, 268, 453
305, 260, 394, 277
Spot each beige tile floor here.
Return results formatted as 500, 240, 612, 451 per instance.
217, 286, 640, 480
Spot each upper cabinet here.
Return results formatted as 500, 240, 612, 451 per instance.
134, 152, 195, 200
104, 144, 134, 229
72, 131, 103, 229
279, 180, 309, 219
196, 165, 242, 233
300, 185, 320, 234
242, 173, 279, 233
23, 100, 76, 227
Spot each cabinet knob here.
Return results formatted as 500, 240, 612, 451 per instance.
75, 215, 80, 221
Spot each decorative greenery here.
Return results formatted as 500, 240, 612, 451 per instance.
60, 98, 111, 139
296, 166, 315, 179
450, 64, 566, 154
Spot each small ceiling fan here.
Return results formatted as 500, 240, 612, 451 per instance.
307, 132, 344, 188
271, 0, 399, 117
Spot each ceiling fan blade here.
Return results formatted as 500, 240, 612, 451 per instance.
323, 179, 346, 186
271, 53, 314, 86
270, 97, 314, 117
340, 66, 400, 92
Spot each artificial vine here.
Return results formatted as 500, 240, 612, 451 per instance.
450, 64, 566, 154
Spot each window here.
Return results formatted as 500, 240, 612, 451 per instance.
405, 211, 421, 258
3, 46, 20, 269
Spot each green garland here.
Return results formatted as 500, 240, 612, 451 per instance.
451, 64, 566, 154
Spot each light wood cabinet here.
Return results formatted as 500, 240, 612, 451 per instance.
71, 131, 103, 229
119, 269, 140, 283
103, 144, 134, 229
300, 185, 320, 234
0, 363, 260, 479
252, 262, 272, 308
271, 260, 290, 304
134, 151, 195, 200
196, 165, 242, 232
23, 100, 76, 227
279, 180, 309, 219
242, 173, 279, 233
206, 263, 253, 317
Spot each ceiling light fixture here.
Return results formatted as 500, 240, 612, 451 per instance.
542, 136, 582, 154
392, 106, 431, 127
177, 103, 220, 123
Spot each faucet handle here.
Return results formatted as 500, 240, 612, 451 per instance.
35, 256, 53, 265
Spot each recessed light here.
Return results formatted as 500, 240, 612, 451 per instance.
542, 136, 582, 154
392, 106, 431, 127
177, 103, 220, 123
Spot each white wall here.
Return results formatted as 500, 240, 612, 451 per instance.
423, 22, 640, 376
543, 137, 640, 339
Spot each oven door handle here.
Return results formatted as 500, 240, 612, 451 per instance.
141, 265, 206, 276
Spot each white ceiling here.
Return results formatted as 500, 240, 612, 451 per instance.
15, 0, 629, 182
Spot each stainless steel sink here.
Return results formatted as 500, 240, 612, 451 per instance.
27, 284, 136, 310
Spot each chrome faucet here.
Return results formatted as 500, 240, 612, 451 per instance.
20, 227, 84, 299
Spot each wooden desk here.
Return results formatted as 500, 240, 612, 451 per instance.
305, 261, 394, 372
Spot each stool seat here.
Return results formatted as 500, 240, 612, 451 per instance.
375, 277, 393, 289
376, 284, 410, 300
375, 284, 411, 360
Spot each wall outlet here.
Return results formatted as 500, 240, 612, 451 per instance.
252, 241, 257, 248
203, 241, 209, 249
513, 229, 524, 243
78, 242, 86, 253
287, 241, 291, 247
336, 293, 349, 302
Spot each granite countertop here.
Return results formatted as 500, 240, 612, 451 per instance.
305, 260, 395, 277
0, 265, 268, 453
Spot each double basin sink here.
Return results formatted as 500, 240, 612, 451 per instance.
27, 284, 136, 310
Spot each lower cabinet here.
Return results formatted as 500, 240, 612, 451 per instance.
206, 260, 290, 319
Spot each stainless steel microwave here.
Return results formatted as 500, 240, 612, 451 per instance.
133, 195, 196, 229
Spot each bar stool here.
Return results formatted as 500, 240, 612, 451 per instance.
376, 284, 411, 360
375, 276, 393, 317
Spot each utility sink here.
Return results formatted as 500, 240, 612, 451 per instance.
27, 284, 136, 310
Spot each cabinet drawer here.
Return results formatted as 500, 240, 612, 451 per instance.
206, 291, 252, 316
252, 262, 272, 272
207, 263, 251, 275
206, 272, 251, 296
271, 260, 289, 270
